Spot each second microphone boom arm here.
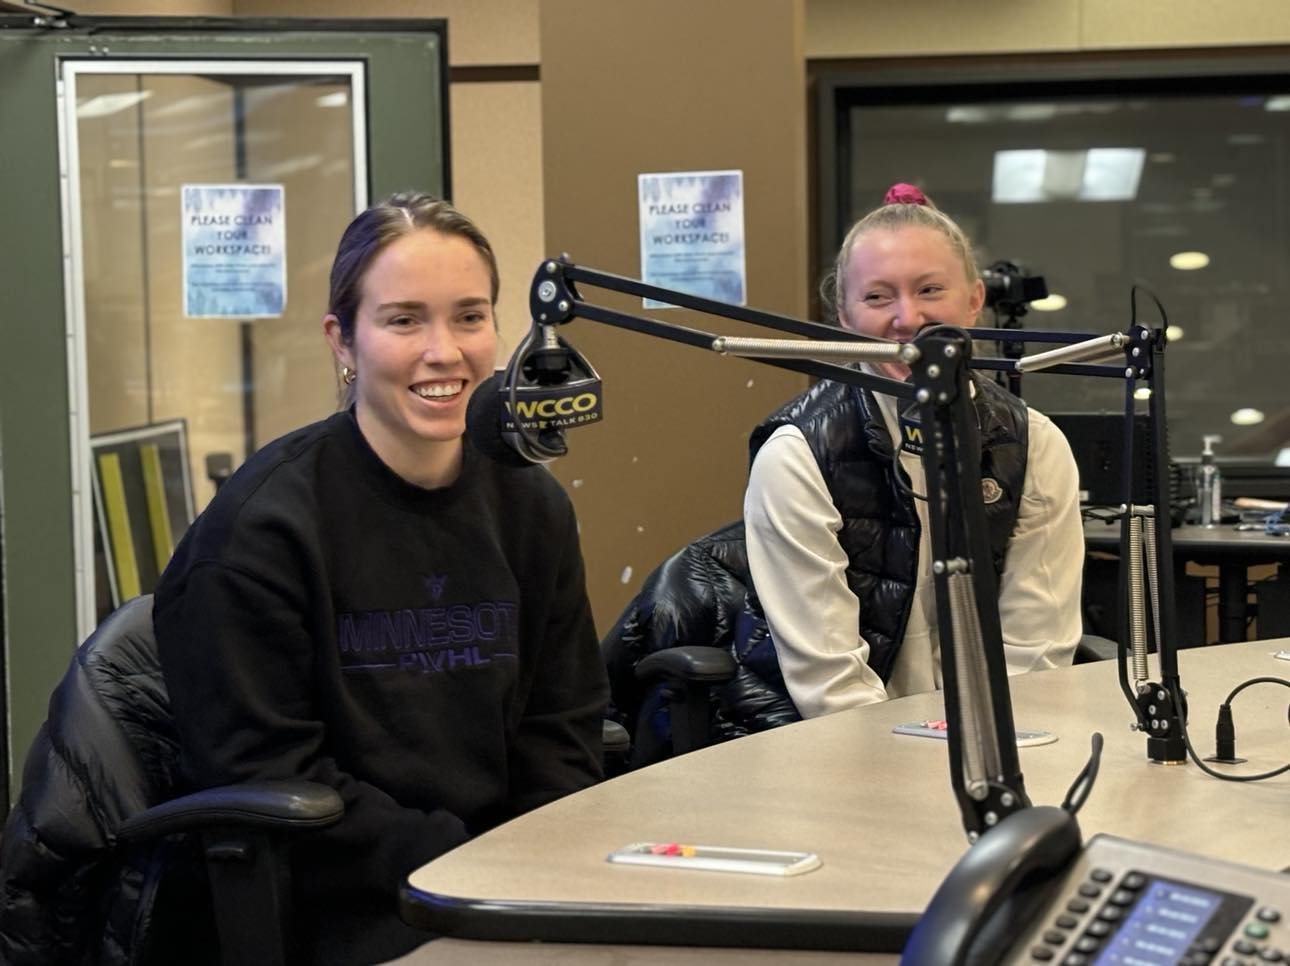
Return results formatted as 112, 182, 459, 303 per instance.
712, 335, 920, 364
1013, 332, 1128, 372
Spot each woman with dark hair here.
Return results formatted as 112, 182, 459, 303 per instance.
743, 184, 1083, 720
154, 192, 608, 964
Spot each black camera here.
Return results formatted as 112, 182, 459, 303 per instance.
981, 260, 1048, 316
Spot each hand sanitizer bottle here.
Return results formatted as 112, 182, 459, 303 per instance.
1198, 434, 1223, 527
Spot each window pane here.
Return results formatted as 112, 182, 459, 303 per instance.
843, 89, 1290, 461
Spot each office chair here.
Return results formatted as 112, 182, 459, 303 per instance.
602, 521, 797, 770
600, 719, 632, 777
0, 595, 343, 966
604, 522, 1115, 769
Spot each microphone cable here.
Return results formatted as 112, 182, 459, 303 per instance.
500, 322, 569, 463
1061, 732, 1104, 816
1171, 676, 1290, 783
1129, 279, 1170, 336
891, 431, 928, 503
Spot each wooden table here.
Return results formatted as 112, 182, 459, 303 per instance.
396, 641, 1290, 963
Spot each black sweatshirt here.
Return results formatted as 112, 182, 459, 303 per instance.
154, 411, 608, 964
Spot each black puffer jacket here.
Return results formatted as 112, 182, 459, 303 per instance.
0, 596, 206, 966
602, 521, 799, 764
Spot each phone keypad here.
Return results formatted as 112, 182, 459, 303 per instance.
1029, 866, 1146, 963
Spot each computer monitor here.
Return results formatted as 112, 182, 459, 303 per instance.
1046, 411, 1161, 507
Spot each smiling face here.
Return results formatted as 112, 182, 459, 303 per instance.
839, 224, 985, 381
324, 228, 498, 487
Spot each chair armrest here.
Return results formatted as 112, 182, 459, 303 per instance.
1075, 634, 1119, 664
116, 780, 344, 844
635, 645, 736, 684
602, 719, 631, 755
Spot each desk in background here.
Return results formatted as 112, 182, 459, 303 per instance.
398, 642, 1290, 963
1084, 520, 1290, 642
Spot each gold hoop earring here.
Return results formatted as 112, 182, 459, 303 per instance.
341, 366, 357, 385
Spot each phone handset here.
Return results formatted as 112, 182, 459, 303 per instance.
900, 805, 1082, 966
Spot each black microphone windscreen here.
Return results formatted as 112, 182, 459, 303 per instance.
466, 372, 538, 468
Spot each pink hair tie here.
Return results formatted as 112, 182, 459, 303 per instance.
883, 183, 928, 206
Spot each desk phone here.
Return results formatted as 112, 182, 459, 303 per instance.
904, 807, 1290, 966
1002, 835, 1287, 965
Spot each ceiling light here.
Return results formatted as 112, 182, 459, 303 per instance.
315, 91, 349, 108
76, 91, 152, 119
993, 150, 1046, 202
1165, 325, 1184, 342
1169, 251, 1209, 271
946, 106, 989, 123
1005, 104, 1058, 122
992, 148, 1144, 203
1030, 294, 1067, 311
1265, 95, 1290, 112
1134, 387, 1152, 401
149, 93, 224, 119
1081, 148, 1146, 200
1231, 408, 1265, 427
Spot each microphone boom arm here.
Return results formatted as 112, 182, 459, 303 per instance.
532, 256, 917, 399
963, 321, 1185, 763
915, 327, 1031, 837
523, 255, 1183, 836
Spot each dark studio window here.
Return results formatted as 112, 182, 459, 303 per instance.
816, 52, 1290, 470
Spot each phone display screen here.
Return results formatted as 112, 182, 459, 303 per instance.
1092, 876, 1247, 965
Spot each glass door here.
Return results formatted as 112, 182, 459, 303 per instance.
62, 60, 366, 635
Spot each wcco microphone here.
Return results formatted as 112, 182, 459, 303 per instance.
465, 326, 603, 466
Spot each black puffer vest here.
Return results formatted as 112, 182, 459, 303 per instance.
742, 374, 1029, 685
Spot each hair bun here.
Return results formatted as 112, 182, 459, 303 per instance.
883, 183, 929, 206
